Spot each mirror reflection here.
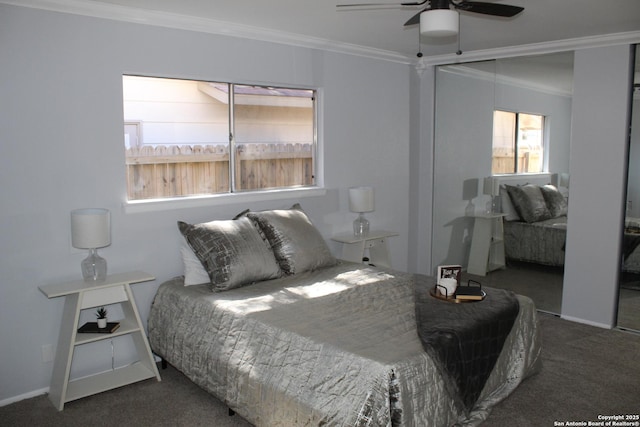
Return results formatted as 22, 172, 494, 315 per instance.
618, 44, 640, 332
432, 52, 574, 315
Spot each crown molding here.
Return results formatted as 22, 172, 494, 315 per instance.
439, 64, 573, 97
4, 0, 638, 68
419, 31, 640, 66
1, 0, 415, 64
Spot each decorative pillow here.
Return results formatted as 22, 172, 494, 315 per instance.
178, 216, 281, 292
505, 184, 552, 223
499, 185, 521, 221
180, 242, 210, 286
540, 184, 568, 218
247, 203, 337, 275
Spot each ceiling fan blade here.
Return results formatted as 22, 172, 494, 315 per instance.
337, 2, 397, 6
337, 0, 425, 7
404, 8, 427, 26
453, 1, 524, 17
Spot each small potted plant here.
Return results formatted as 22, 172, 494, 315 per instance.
96, 307, 108, 329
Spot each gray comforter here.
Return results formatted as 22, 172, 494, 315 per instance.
504, 216, 640, 273
148, 262, 541, 426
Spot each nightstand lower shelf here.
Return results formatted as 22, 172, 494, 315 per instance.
65, 361, 158, 403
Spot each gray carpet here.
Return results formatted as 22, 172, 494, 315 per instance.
2, 313, 639, 426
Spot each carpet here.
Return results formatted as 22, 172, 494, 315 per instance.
1, 313, 639, 426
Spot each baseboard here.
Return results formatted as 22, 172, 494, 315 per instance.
560, 314, 613, 329
0, 387, 48, 407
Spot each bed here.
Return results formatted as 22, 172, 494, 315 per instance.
148, 204, 542, 426
495, 174, 640, 273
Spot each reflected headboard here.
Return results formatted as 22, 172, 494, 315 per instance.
492, 173, 556, 188
491, 173, 563, 221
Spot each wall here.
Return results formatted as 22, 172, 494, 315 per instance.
562, 45, 634, 328
0, 4, 412, 402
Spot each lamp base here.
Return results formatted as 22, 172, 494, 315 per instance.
81, 248, 107, 281
353, 213, 370, 237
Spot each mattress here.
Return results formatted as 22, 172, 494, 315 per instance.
148, 262, 541, 426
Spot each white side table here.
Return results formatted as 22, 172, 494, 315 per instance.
39, 271, 161, 410
331, 230, 398, 268
467, 213, 507, 276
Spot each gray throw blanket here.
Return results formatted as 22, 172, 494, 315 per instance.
414, 275, 520, 415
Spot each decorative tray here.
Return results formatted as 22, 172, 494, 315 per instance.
429, 286, 486, 303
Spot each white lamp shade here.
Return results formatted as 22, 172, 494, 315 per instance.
71, 208, 111, 249
483, 177, 500, 197
349, 187, 375, 213
420, 9, 459, 37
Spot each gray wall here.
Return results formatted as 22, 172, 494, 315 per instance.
0, 4, 412, 402
562, 44, 634, 327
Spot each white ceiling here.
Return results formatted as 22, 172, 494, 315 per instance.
62, 0, 640, 60
7, 0, 639, 90
6, 0, 640, 61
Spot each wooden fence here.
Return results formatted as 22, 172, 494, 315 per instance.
125, 143, 313, 200
492, 148, 542, 174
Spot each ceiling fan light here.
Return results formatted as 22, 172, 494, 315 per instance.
420, 9, 458, 37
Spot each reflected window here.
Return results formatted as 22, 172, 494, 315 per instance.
492, 110, 545, 174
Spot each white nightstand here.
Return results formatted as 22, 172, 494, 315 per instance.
39, 271, 161, 410
467, 213, 506, 276
331, 230, 398, 268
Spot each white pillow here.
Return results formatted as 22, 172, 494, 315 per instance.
500, 185, 521, 221
181, 242, 210, 286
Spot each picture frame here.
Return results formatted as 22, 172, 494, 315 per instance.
437, 264, 462, 285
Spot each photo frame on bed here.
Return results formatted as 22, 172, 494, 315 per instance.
437, 264, 462, 285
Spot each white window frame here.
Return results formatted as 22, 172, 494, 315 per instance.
492, 109, 547, 175
122, 77, 324, 213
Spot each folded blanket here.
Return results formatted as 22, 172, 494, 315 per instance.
414, 275, 520, 415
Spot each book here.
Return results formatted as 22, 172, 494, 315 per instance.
77, 322, 121, 334
437, 265, 462, 285
455, 281, 484, 301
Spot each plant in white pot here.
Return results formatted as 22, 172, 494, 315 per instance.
96, 307, 108, 328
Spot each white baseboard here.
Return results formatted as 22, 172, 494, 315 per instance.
560, 314, 613, 329
0, 387, 48, 407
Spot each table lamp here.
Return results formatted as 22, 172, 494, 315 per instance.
71, 208, 111, 281
483, 177, 500, 214
349, 186, 374, 237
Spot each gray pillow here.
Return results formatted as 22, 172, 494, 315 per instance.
499, 185, 521, 221
505, 184, 552, 223
247, 204, 337, 275
178, 216, 281, 292
540, 184, 568, 218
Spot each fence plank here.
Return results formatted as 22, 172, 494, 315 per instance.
125, 143, 312, 200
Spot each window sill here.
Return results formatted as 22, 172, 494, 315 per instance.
123, 187, 327, 214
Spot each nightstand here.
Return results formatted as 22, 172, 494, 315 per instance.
39, 271, 161, 410
467, 213, 506, 276
331, 230, 398, 268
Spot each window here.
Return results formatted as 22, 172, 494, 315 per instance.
122, 75, 316, 201
492, 110, 544, 174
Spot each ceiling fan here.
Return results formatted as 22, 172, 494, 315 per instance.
338, 0, 524, 39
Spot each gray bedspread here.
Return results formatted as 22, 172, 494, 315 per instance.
148, 262, 541, 426
504, 216, 567, 267
504, 216, 640, 273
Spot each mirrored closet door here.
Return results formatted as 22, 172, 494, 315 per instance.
432, 52, 574, 315
618, 44, 640, 332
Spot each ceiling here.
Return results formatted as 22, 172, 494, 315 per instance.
56, 0, 640, 61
